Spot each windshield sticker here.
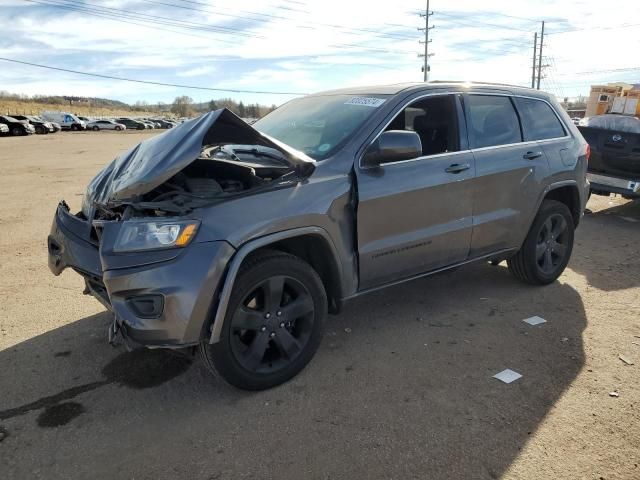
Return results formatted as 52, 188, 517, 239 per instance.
344, 97, 386, 108
318, 143, 331, 152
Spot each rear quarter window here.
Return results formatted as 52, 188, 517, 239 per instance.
514, 97, 566, 141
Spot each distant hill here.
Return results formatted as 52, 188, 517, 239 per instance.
0, 91, 277, 118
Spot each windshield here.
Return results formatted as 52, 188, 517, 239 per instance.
254, 94, 389, 160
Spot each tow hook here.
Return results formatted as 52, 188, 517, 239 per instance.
108, 316, 120, 347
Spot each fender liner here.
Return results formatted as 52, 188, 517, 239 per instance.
208, 226, 341, 344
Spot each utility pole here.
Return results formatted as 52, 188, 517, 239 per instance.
536, 20, 545, 90
531, 32, 538, 88
418, 0, 434, 82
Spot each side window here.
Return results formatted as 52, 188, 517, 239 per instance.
383, 95, 459, 158
514, 97, 566, 141
467, 95, 522, 148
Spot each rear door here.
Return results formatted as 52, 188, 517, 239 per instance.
464, 93, 550, 257
355, 93, 475, 290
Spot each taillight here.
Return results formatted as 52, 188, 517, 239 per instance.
585, 144, 591, 163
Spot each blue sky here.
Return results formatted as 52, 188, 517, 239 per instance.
1, 0, 639, 106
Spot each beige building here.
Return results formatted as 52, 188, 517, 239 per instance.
585, 82, 640, 117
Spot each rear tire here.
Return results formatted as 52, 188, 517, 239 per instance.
200, 251, 326, 390
92, 126, 99, 131
508, 200, 574, 285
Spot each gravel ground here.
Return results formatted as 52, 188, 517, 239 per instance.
0, 131, 639, 479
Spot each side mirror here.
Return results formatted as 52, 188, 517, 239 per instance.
362, 130, 423, 168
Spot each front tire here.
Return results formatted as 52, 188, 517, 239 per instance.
12, 127, 22, 136
35, 125, 45, 134
508, 200, 574, 285
200, 251, 326, 390
92, 126, 100, 131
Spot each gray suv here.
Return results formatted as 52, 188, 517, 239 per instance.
48, 82, 589, 390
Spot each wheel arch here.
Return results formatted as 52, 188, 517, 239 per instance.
208, 227, 343, 344
541, 182, 582, 228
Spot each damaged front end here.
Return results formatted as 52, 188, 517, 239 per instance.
84, 108, 314, 219
47, 109, 315, 348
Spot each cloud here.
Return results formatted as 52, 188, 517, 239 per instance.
0, 0, 639, 105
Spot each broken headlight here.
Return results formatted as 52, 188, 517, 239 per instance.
114, 220, 199, 252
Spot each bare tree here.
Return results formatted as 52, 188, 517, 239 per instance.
171, 96, 194, 117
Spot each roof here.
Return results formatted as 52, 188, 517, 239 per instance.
312, 81, 549, 98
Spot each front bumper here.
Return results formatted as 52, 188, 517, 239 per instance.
48, 202, 235, 347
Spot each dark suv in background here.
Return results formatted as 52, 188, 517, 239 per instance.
48, 82, 589, 390
116, 117, 147, 130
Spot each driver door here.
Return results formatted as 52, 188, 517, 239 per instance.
355, 93, 475, 290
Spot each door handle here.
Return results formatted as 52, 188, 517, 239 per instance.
523, 151, 543, 160
445, 163, 471, 174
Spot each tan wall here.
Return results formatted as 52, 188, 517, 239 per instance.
585, 85, 623, 117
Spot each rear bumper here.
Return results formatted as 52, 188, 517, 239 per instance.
588, 172, 640, 198
48, 202, 236, 347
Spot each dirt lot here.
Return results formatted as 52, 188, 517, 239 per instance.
0, 132, 639, 479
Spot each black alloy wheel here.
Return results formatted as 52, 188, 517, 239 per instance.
508, 199, 574, 285
535, 213, 569, 275
12, 127, 22, 136
229, 275, 315, 374
200, 251, 326, 390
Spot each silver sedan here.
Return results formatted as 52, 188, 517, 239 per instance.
87, 120, 126, 131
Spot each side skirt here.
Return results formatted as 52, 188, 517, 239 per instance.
342, 247, 518, 301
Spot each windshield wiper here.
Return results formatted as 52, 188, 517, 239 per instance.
231, 147, 288, 165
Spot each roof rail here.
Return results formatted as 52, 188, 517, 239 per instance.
428, 80, 531, 89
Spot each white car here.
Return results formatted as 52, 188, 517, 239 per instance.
87, 120, 126, 131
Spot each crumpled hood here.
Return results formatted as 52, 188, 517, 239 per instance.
87, 108, 314, 205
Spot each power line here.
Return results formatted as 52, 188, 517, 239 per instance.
19, 0, 240, 44
422, 11, 534, 33
547, 22, 640, 34
163, 0, 419, 40
554, 66, 640, 76
438, 9, 541, 23
22, 0, 264, 39
0, 57, 308, 95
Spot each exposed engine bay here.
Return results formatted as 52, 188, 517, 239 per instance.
85, 109, 315, 220
109, 144, 297, 216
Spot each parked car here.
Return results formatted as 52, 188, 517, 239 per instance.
41, 111, 87, 131
116, 118, 147, 130
578, 114, 640, 198
12, 115, 56, 134
0, 124, 9, 135
0, 115, 35, 135
148, 118, 174, 129
30, 115, 61, 132
87, 119, 126, 131
47, 82, 589, 390
139, 120, 156, 129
